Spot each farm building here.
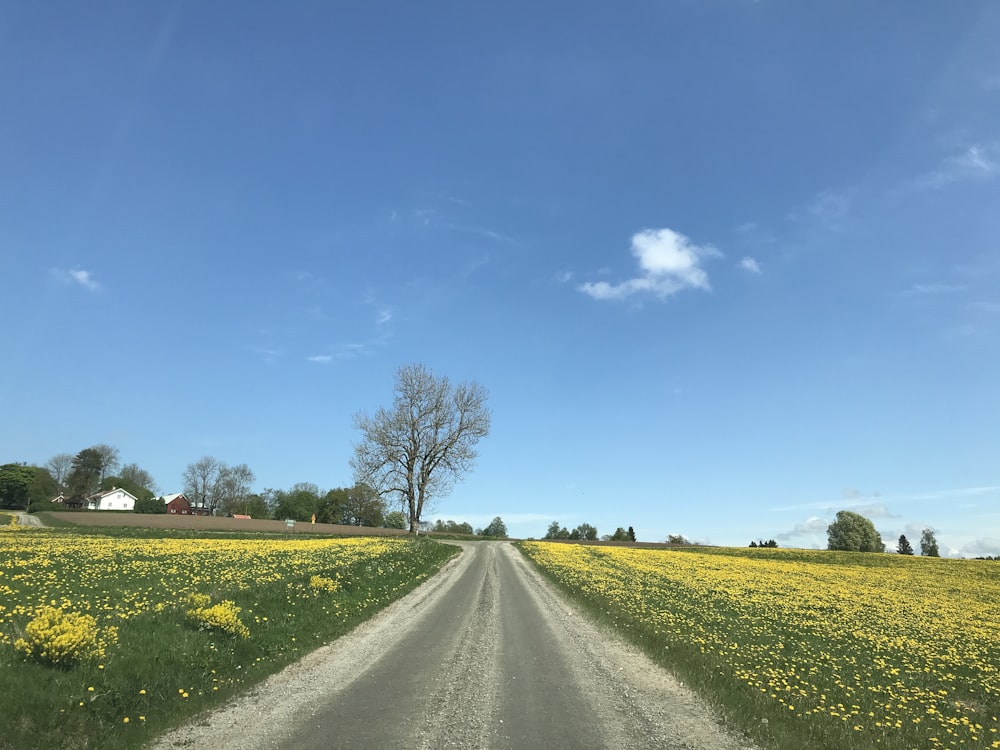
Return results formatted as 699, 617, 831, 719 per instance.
87, 488, 137, 511
159, 492, 192, 514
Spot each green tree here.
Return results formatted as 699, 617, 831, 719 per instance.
0, 463, 36, 509
383, 510, 407, 529
66, 448, 103, 499
544, 521, 570, 539
432, 519, 475, 534
274, 486, 320, 522
826, 510, 885, 552
238, 493, 269, 518
667, 534, 690, 545
341, 484, 385, 527
609, 527, 630, 541
316, 487, 347, 524
134, 495, 167, 514
24, 467, 58, 507
481, 516, 507, 537
920, 529, 940, 557
897, 534, 914, 555
352, 363, 491, 533
628, 526, 636, 542
569, 523, 598, 541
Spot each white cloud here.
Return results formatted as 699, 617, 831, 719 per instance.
554, 270, 574, 284
775, 515, 828, 541
306, 355, 333, 363
375, 309, 392, 326
578, 227, 720, 302
52, 268, 101, 291
911, 144, 999, 189
959, 537, 1000, 558
739, 257, 761, 274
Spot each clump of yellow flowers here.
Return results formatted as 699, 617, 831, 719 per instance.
309, 574, 338, 593
14, 606, 118, 665
183, 593, 249, 639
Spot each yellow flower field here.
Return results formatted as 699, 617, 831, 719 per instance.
0, 532, 413, 643
0, 527, 455, 750
521, 542, 1000, 750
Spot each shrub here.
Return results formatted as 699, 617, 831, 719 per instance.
14, 606, 118, 666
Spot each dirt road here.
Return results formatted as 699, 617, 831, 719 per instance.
13, 511, 43, 527
152, 542, 753, 750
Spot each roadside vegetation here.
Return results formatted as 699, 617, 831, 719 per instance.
0, 525, 458, 749
519, 542, 1000, 750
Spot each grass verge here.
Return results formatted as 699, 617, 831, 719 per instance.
0, 527, 458, 750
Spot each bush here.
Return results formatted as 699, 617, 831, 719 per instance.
14, 606, 118, 666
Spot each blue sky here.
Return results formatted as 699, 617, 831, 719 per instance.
2, 2, 999, 555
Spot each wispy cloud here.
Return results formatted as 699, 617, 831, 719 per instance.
51, 268, 102, 291
554, 270, 574, 284
306, 355, 333, 364
775, 515, 828, 541
909, 144, 998, 190
739, 257, 762, 274
375, 309, 392, 326
733, 221, 776, 245
578, 227, 721, 301
803, 189, 853, 229
771, 485, 1000, 513
251, 347, 282, 364
901, 283, 967, 296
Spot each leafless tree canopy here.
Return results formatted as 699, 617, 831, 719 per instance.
351, 363, 490, 533
217, 463, 256, 516
119, 462, 157, 493
92, 444, 121, 482
46, 453, 74, 489
182, 456, 223, 513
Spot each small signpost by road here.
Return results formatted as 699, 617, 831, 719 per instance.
285, 519, 295, 533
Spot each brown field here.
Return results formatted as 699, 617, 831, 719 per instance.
42, 511, 411, 536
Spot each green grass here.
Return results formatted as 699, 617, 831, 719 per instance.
0, 529, 458, 750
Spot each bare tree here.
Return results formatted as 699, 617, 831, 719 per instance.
46, 453, 74, 490
182, 456, 224, 514
91, 444, 121, 483
217, 463, 255, 516
119, 462, 157, 494
351, 363, 490, 533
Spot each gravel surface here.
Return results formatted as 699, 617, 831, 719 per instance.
13, 512, 43, 527
151, 542, 757, 750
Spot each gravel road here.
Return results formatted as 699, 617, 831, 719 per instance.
152, 542, 755, 750
13, 511, 43, 527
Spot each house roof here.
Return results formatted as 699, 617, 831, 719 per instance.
160, 493, 188, 504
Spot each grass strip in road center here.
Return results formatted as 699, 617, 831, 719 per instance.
518, 542, 1000, 750
0, 527, 458, 749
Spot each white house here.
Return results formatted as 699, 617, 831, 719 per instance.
87, 488, 137, 511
